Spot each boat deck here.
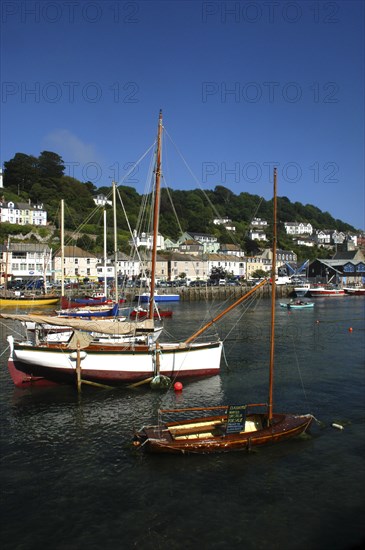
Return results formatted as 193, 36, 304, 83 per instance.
163, 414, 264, 440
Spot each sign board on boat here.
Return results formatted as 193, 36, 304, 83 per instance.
226, 405, 247, 434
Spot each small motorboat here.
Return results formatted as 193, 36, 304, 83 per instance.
280, 300, 315, 310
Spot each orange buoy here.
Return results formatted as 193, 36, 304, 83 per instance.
348, 327, 353, 332
174, 381, 183, 391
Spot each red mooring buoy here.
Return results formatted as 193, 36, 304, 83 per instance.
348, 327, 353, 333
174, 381, 183, 391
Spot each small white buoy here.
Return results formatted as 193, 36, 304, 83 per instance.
331, 423, 344, 430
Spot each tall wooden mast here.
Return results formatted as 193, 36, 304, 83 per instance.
61, 199, 64, 297
112, 180, 119, 305
103, 208, 107, 299
268, 167, 277, 423
148, 110, 163, 319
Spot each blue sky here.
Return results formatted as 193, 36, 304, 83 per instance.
1, 0, 364, 229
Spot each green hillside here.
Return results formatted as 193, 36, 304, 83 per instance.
1, 151, 358, 262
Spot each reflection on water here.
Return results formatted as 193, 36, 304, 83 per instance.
1, 299, 364, 549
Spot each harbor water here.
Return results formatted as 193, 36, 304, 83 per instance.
1, 297, 364, 549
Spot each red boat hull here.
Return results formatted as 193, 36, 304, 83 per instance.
130, 309, 173, 319
308, 289, 345, 297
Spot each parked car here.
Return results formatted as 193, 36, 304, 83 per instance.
189, 280, 207, 287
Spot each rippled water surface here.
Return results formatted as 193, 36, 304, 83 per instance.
1, 298, 364, 549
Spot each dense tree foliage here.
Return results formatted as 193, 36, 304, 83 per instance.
38, 151, 65, 179
4, 153, 39, 193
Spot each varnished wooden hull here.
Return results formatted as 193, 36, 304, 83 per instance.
134, 413, 313, 454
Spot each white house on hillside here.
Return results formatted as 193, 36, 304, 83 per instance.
0, 200, 47, 226
251, 217, 268, 228
179, 232, 220, 254
129, 230, 165, 250
284, 222, 313, 236
93, 194, 112, 207
314, 229, 332, 246
248, 228, 267, 241
213, 217, 236, 231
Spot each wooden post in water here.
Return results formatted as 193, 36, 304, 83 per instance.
76, 343, 82, 393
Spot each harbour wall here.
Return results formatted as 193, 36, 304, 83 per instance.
127, 284, 293, 302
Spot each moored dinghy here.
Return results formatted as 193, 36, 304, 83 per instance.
280, 300, 314, 310
133, 168, 313, 454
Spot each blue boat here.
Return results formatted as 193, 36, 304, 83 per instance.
57, 302, 119, 318
136, 292, 180, 303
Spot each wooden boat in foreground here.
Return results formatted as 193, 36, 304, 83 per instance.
134, 168, 313, 454
133, 406, 313, 454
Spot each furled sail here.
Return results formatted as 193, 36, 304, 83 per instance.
0, 313, 155, 335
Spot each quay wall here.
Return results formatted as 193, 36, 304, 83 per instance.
126, 284, 293, 302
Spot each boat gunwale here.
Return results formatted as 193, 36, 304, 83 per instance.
13, 339, 222, 354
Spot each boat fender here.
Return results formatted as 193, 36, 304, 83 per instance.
150, 375, 171, 390
331, 423, 344, 430
69, 351, 87, 361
